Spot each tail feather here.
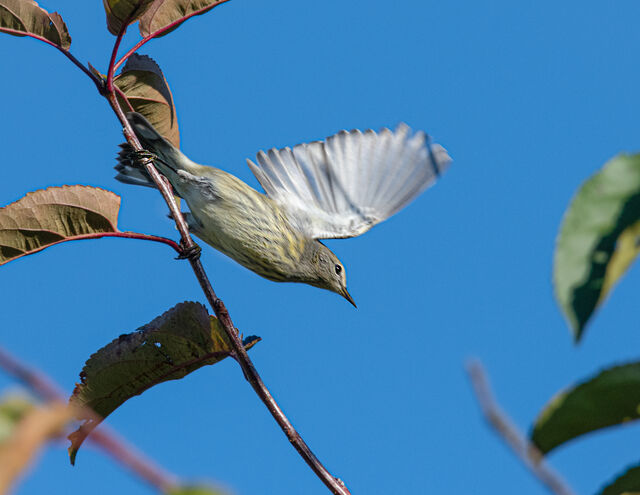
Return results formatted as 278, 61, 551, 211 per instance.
114, 112, 192, 190
114, 143, 157, 188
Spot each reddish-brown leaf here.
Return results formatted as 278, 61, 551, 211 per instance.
0, 0, 71, 49
103, 0, 155, 35
115, 54, 180, 147
139, 0, 228, 38
0, 186, 121, 266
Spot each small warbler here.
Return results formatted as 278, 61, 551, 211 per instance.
115, 113, 451, 306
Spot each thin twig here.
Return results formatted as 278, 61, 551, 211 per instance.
102, 5, 350, 492
113, 0, 232, 73
466, 360, 577, 495
105, 79, 351, 495
2, 232, 181, 266
0, 346, 178, 492
0, 28, 104, 93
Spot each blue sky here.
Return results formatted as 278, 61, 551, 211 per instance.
1, 1, 640, 494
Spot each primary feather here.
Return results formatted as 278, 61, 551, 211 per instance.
247, 124, 451, 239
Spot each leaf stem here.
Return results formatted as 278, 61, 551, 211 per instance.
1, 232, 181, 266
106, 21, 129, 93
0, 28, 104, 94
104, 55, 351, 495
99, 4, 350, 490
466, 360, 576, 495
113, 0, 231, 73
0, 346, 178, 492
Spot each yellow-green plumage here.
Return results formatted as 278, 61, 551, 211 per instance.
115, 112, 451, 306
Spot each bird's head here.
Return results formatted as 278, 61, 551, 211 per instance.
309, 243, 356, 307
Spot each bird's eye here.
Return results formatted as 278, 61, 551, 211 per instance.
334, 264, 342, 275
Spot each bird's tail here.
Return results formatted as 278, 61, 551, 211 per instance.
114, 112, 195, 190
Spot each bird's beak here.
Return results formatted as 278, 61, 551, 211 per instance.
341, 287, 357, 308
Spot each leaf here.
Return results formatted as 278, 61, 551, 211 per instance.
139, 0, 229, 38
598, 464, 640, 495
68, 302, 259, 463
0, 186, 121, 266
531, 362, 640, 454
0, 0, 71, 49
0, 393, 35, 445
0, 401, 72, 494
115, 53, 180, 147
554, 153, 640, 341
103, 0, 155, 35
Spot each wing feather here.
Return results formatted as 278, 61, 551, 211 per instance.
247, 124, 451, 239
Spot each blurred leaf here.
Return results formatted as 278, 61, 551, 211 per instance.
115, 53, 180, 147
0, 393, 35, 444
103, 0, 155, 35
0, 401, 72, 494
168, 485, 228, 495
68, 301, 259, 463
0, 0, 71, 49
599, 464, 640, 495
554, 153, 640, 341
139, 0, 228, 38
0, 185, 121, 266
531, 362, 640, 454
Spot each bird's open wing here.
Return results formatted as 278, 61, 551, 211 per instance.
246, 124, 452, 239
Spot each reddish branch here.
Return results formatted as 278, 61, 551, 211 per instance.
3, 232, 181, 266
113, 0, 232, 73
466, 360, 576, 495
0, 346, 178, 492
0, 28, 104, 94
6, 4, 351, 494
103, 10, 351, 495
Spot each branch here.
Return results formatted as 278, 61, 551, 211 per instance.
466, 360, 577, 495
0, 28, 104, 94
104, 90, 351, 495
113, 0, 231, 73
0, 346, 178, 492
103, 27, 350, 495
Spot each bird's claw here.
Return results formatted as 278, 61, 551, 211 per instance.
176, 243, 202, 261
131, 149, 158, 166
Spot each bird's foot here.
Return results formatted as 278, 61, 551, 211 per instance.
131, 149, 158, 166
176, 243, 202, 261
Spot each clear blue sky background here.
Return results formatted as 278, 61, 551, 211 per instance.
1, 1, 639, 494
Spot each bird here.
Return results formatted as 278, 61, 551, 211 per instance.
115, 113, 452, 306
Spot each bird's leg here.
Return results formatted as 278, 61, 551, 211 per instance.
130, 149, 158, 167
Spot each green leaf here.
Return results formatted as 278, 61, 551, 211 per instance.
168, 485, 228, 495
68, 301, 259, 464
0, 185, 121, 266
0, 0, 71, 49
139, 0, 229, 38
115, 53, 180, 147
0, 393, 35, 444
599, 464, 640, 495
531, 362, 640, 454
102, 0, 155, 35
554, 153, 640, 341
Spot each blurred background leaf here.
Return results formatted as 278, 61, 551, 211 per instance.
0, 397, 72, 495
553, 153, 640, 341
531, 362, 640, 454
598, 464, 640, 495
